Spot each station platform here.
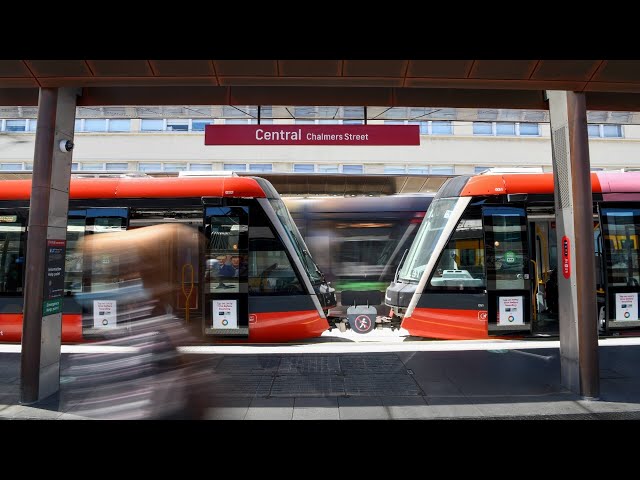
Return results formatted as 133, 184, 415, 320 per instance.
2, 330, 640, 420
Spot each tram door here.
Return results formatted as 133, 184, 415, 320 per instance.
599, 205, 640, 334
203, 204, 249, 338
482, 206, 533, 335
528, 216, 607, 335
528, 217, 559, 333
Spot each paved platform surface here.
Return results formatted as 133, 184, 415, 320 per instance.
2, 333, 640, 420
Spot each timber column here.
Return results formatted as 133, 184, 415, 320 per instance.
547, 90, 599, 399
20, 87, 78, 403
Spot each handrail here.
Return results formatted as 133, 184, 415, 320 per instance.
181, 263, 194, 324
530, 259, 538, 322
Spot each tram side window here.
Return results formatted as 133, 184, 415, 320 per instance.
0, 211, 27, 295
594, 221, 605, 290
249, 201, 305, 297
483, 207, 529, 291
85, 216, 129, 292
428, 214, 485, 290
64, 217, 87, 294
248, 226, 304, 295
601, 207, 640, 287
64, 210, 128, 294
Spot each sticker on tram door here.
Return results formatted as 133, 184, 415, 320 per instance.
346, 305, 377, 334
478, 311, 488, 321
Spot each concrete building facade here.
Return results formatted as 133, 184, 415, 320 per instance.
1, 114, 638, 175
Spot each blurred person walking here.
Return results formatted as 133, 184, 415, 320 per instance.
61, 223, 210, 420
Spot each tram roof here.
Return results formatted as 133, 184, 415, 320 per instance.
0, 175, 268, 200
0, 172, 453, 196
459, 171, 640, 197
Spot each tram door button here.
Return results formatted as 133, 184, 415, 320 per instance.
346, 305, 377, 334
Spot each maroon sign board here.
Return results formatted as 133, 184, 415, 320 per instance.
205, 125, 420, 146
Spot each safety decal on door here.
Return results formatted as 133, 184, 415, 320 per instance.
212, 300, 238, 329
498, 296, 524, 325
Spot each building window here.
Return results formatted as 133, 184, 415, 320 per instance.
188, 163, 212, 171
74, 119, 82, 132
105, 163, 128, 171
139, 163, 162, 172
27, 119, 37, 131
84, 119, 107, 132
224, 164, 247, 171
192, 119, 214, 131
414, 121, 453, 135
383, 165, 451, 174
249, 164, 273, 172
431, 121, 453, 135
141, 119, 164, 131
430, 166, 454, 174
475, 166, 492, 173
473, 122, 493, 135
5, 120, 26, 132
603, 125, 622, 137
225, 118, 257, 125
588, 124, 623, 138
293, 164, 315, 173
518, 123, 539, 135
496, 122, 516, 136
318, 165, 339, 173
163, 163, 186, 172
108, 119, 131, 132
72, 163, 79, 171
473, 122, 540, 136
0, 163, 23, 171
81, 163, 105, 171
166, 119, 189, 132
342, 165, 363, 174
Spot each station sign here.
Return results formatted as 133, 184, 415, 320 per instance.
205, 125, 420, 146
42, 239, 66, 316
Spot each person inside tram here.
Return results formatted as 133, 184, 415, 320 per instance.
219, 254, 247, 278
545, 268, 559, 314
206, 255, 228, 281
4, 254, 22, 293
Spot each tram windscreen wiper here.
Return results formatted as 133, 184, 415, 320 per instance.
394, 249, 408, 283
